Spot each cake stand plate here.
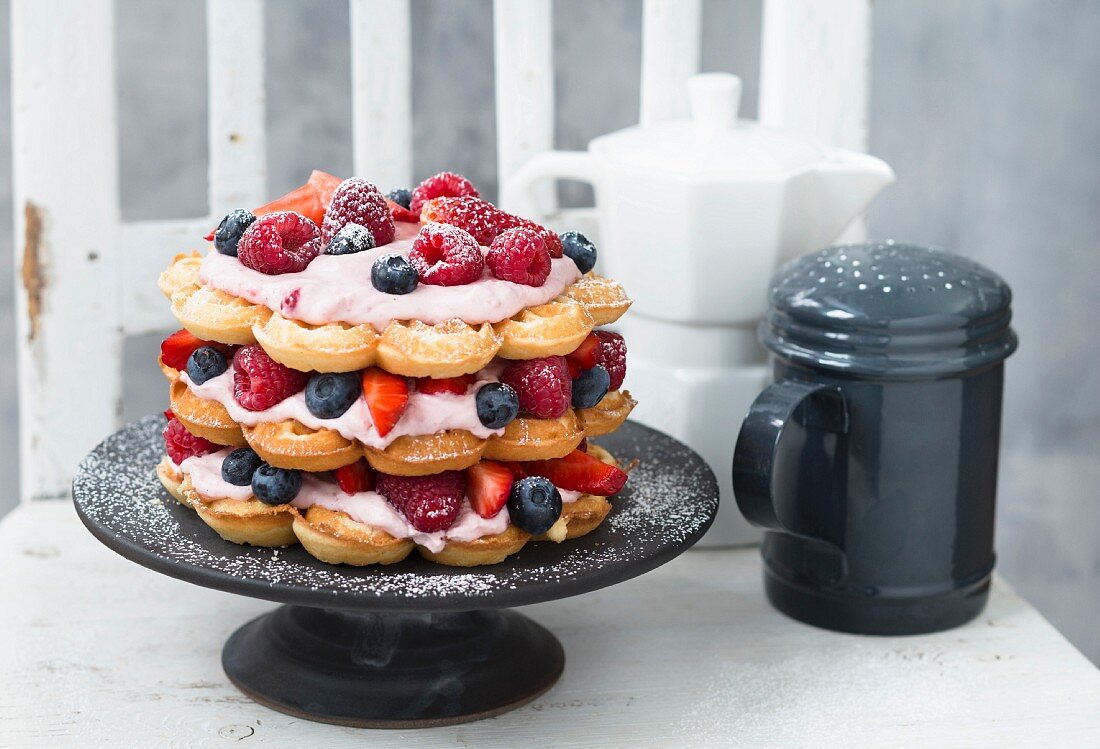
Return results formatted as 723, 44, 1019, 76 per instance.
73, 416, 718, 728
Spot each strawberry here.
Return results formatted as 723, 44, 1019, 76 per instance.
416, 374, 475, 396
253, 170, 342, 227
523, 449, 628, 496
386, 198, 421, 224
160, 329, 233, 371
566, 332, 601, 372
361, 367, 409, 437
334, 459, 375, 495
467, 460, 514, 519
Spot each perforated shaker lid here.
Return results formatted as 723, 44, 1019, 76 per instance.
760, 242, 1018, 378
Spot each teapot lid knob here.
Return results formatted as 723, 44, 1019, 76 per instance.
688, 73, 741, 132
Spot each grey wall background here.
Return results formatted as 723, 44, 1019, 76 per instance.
2, 1, 1098, 661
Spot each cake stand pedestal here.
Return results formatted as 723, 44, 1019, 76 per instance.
72, 417, 718, 728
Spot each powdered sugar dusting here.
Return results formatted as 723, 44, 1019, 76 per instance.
73, 415, 718, 609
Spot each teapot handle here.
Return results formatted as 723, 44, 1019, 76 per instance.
500, 151, 600, 222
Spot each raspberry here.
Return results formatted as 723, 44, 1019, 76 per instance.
321, 178, 396, 246
500, 356, 572, 418
409, 171, 479, 213
487, 228, 551, 287
409, 223, 485, 286
163, 414, 218, 465
377, 471, 466, 532
595, 331, 627, 390
232, 345, 310, 411
421, 196, 563, 257
236, 211, 322, 275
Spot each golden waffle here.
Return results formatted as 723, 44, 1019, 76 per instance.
576, 389, 637, 437
493, 299, 594, 359
171, 285, 271, 346
157, 252, 203, 298
363, 430, 487, 476
243, 420, 363, 472
376, 318, 501, 378
169, 379, 247, 447
293, 506, 415, 565
253, 312, 380, 373
482, 410, 585, 461
417, 525, 531, 567
155, 457, 188, 505
180, 476, 298, 547
161, 254, 630, 374
560, 273, 632, 325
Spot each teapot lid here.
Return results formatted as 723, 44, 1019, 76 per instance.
760, 242, 1018, 378
591, 73, 825, 179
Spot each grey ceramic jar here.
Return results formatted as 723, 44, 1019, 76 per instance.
733, 242, 1017, 635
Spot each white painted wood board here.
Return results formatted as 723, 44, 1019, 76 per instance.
640, 0, 702, 126
3, 503, 1099, 747
493, 0, 556, 214
10, 0, 122, 505
350, 0, 413, 192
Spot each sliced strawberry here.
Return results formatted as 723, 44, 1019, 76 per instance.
416, 374, 475, 396
566, 332, 601, 372
523, 449, 628, 496
308, 169, 342, 211
386, 198, 421, 224
361, 367, 410, 437
500, 461, 527, 480
467, 460, 514, 519
160, 329, 233, 371
253, 170, 342, 226
334, 459, 375, 495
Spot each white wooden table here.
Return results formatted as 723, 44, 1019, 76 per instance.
3, 502, 1100, 748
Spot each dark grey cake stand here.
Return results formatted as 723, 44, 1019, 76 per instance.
73, 416, 718, 728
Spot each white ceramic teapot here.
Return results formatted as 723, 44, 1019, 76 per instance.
503, 73, 894, 325
502, 73, 895, 546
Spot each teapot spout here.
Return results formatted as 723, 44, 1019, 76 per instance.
811, 148, 896, 240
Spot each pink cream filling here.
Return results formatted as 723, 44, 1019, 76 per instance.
198, 222, 583, 330
180, 362, 505, 450
177, 449, 582, 552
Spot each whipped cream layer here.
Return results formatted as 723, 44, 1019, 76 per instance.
181, 362, 504, 450
177, 449, 582, 552
199, 222, 583, 330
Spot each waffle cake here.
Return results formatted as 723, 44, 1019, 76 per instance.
154, 170, 635, 567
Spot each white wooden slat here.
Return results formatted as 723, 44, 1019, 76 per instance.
759, 0, 872, 152
10, 0, 121, 503
120, 218, 216, 336
493, 0, 555, 213
639, 0, 702, 126
350, 0, 413, 191
759, 0, 872, 241
207, 0, 266, 214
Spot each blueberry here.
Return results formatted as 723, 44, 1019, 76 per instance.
304, 372, 361, 419
560, 231, 597, 273
508, 476, 562, 535
251, 464, 302, 505
325, 222, 376, 256
387, 188, 413, 209
571, 364, 610, 409
221, 447, 263, 486
186, 346, 228, 385
214, 209, 256, 256
371, 253, 419, 295
476, 383, 520, 429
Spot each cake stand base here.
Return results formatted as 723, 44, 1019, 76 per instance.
222, 605, 564, 728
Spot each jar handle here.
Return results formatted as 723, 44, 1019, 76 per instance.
732, 379, 849, 546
